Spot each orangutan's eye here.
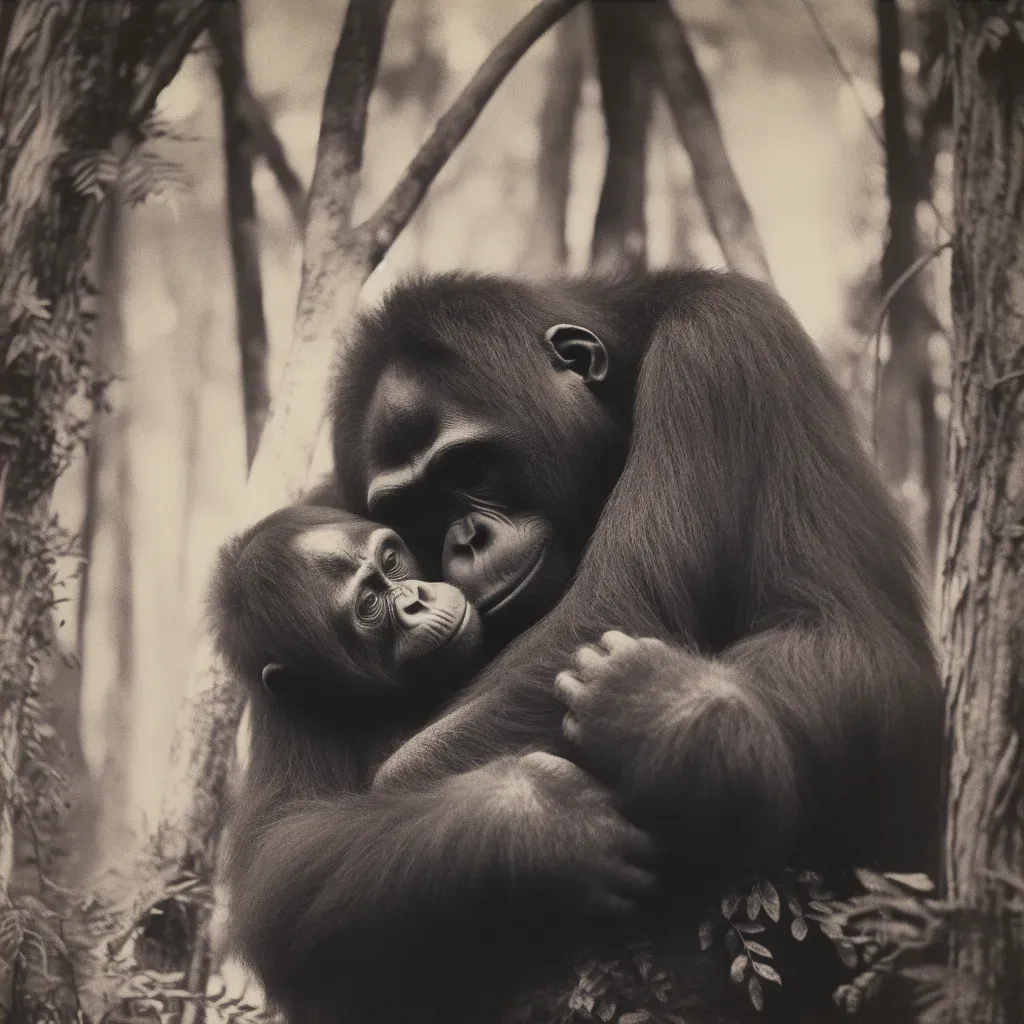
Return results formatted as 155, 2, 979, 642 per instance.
357, 590, 383, 621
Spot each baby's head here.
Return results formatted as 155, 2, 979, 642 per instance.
210, 505, 482, 714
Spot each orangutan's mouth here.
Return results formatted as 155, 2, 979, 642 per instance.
477, 550, 546, 617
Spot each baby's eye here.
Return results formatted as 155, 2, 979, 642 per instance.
381, 549, 401, 575
357, 590, 383, 620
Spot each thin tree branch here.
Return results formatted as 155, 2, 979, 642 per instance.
209, 0, 306, 229
210, 0, 271, 467
590, 0, 653, 274
522, 6, 586, 272
870, 240, 952, 452
873, 0, 945, 564
128, 0, 208, 125
0, 3, 16, 71
303, 0, 394, 269
238, 86, 307, 228
239, 0, 396, 512
647, 0, 773, 284
364, 0, 586, 260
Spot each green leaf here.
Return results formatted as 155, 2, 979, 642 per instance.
757, 880, 781, 922
698, 918, 714, 951
753, 961, 782, 984
791, 917, 809, 942
596, 999, 616, 1021
730, 955, 748, 983
748, 974, 764, 1011
734, 922, 765, 934
744, 941, 773, 959
619, 1013, 651, 1024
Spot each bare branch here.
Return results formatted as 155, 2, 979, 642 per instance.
211, 0, 272, 466
241, 0, 394, 514
365, 0, 586, 259
590, 0, 653, 274
869, 240, 951, 452
647, 0, 773, 284
0, 4, 15, 70
305, 0, 394, 261
128, 0, 208, 125
522, 6, 587, 272
238, 87, 307, 228
209, 0, 307, 229
873, 0, 944, 565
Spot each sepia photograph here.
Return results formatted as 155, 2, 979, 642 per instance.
0, 0, 1021, 1021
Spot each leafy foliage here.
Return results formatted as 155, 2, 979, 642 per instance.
55, 863, 280, 1023
506, 940, 685, 1024
0, 1, 209, 1019
698, 870, 863, 1012
69, 112, 191, 208
503, 870, 867, 1022
505, 866, 1024, 1022
816, 868, 1024, 1021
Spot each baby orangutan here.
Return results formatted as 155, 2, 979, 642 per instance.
209, 504, 485, 790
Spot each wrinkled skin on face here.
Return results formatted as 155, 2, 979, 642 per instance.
360, 352, 612, 645
292, 521, 481, 689
216, 508, 485, 714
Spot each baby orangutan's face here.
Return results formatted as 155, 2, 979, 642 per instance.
294, 521, 482, 692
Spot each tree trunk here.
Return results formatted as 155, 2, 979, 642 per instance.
590, 0, 652, 274
940, 3, 1024, 1022
404, 1, 445, 273
646, 0, 773, 285
211, 0, 272, 469
523, 5, 586, 274
77, 194, 136, 879
875, 0, 944, 569
0, 3, 206, 1018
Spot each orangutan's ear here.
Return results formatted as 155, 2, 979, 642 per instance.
261, 662, 288, 696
